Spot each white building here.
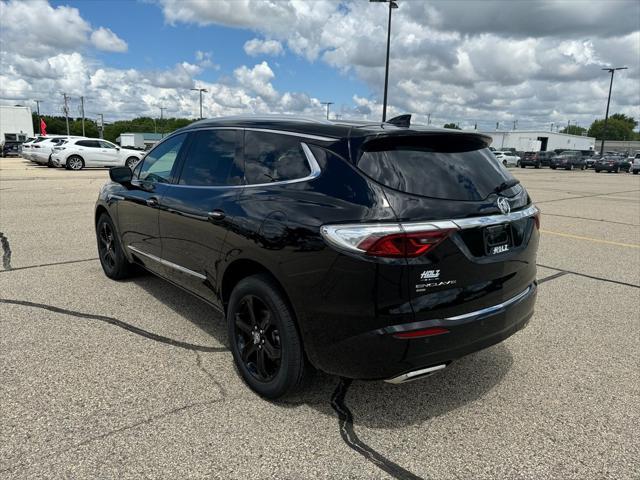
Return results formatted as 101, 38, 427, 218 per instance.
116, 132, 164, 150
0, 105, 34, 146
480, 130, 596, 152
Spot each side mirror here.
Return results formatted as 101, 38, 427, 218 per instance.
116, 147, 120, 151
109, 166, 132, 185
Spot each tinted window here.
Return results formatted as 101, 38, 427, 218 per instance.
244, 131, 311, 184
76, 140, 100, 148
179, 130, 242, 186
99, 141, 116, 149
138, 134, 186, 183
357, 135, 515, 201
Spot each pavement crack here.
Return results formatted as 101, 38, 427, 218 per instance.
0, 257, 98, 273
331, 378, 425, 480
0, 399, 222, 474
538, 271, 569, 284
0, 298, 229, 352
536, 264, 640, 289
0, 231, 12, 270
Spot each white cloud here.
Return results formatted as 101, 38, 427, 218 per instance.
244, 38, 284, 57
234, 61, 278, 101
90, 27, 128, 53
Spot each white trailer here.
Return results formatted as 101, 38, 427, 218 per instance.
0, 106, 34, 146
481, 130, 595, 152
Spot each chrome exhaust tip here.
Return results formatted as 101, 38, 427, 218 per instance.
384, 364, 447, 384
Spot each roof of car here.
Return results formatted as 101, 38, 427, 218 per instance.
176, 114, 492, 143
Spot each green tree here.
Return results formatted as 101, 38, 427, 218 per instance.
443, 123, 461, 130
588, 114, 637, 140
560, 125, 587, 136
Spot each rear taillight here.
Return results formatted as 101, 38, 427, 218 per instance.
320, 223, 454, 258
358, 230, 453, 258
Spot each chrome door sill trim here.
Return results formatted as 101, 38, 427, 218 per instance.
127, 246, 207, 280
385, 364, 447, 384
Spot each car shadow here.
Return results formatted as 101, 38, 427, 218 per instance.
127, 270, 513, 428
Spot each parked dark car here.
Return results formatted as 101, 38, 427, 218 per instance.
520, 151, 554, 168
585, 154, 600, 169
1, 141, 22, 157
94, 115, 539, 398
595, 156, 631, 173
550, 151, 585, 170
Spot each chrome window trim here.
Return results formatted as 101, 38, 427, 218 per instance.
183, 126, 336, 143
385, 364, 447, 384
165, 141, 322, 190
127, 245, 206, 280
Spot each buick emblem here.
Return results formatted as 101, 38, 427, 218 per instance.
497, 197, 511, 215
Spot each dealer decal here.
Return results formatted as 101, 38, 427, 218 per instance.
416, 269, 456, 292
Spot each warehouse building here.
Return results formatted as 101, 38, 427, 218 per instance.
480, 130, 596, 152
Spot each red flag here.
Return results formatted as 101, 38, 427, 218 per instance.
40, 118, 47, 136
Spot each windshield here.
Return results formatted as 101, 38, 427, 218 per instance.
357, 135, 515, 201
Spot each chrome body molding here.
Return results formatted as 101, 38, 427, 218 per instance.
107, 194, 125, 201
444, 284, 533, 321
127, 245, 207, 280
385, 364, 447, 384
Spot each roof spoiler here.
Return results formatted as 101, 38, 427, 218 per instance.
386, 114, 411, 128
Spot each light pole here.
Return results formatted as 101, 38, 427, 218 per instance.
321, 101, 333, 120
600, 67, 627, 155
370, 0, 398, 122
191, 88, 208, 119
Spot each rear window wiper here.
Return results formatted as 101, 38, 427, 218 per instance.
494, 179, 520, 194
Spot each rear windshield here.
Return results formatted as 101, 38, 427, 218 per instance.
356, 135, 515, 201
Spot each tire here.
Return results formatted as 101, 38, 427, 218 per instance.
66, 155, 84, 170
535, 163, 540, 169
125, 157, 139, 169
520, 164, 525, 168
633, 170, 638, 175
502, 160, 507, 167
47, 155, 54, 168
96, 213, 134, 280
615, 167, 620, 173
227, 274, 305, 399
595, 169, 600, 173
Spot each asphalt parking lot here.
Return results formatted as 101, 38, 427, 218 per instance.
1, 157, 639, 480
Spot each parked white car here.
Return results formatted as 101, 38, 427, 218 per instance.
631, 154, 640, 175
493, 150, 521, 167
23, 136, 74, 165
51, 138, 145, 170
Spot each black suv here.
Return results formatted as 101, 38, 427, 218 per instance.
521, 151, 554, 168
595, 155, 631, 173
95, 116, 539, 398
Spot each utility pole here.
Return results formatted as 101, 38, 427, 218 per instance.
34, 100, 43, 135
191, 88, 208, 119
159, 107, 166, 137
550, 122, 554, 132
496, 122, 499, 130
321, 102, 333, 120
79, 96, 85, 137
600, 66, 628, 155
427, 113, 431, 125
513, 120, 518, 130
62, 93, 70, 136
370, 0, 398, 122
98, 114, 104, 139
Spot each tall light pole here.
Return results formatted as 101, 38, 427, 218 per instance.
321, 101, 333, 120
34, 100, 43, 135
370, 0, 398, 122
600, 66, 627, 155
62, 93, 70, 136
159, 107, 166, 137
191, 88, 208, 119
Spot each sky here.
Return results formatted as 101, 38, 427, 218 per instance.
1, 0, 639, 132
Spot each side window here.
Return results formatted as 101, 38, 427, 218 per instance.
99, 141, 116, 149
243, 131, 311, 184
178, 130, 243, 186
138, 134, 186, 183
76, 140, 92, 147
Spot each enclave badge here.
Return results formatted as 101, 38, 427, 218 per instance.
497, 197, 511, 215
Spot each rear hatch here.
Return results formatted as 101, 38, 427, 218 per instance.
352, 131, 539, 320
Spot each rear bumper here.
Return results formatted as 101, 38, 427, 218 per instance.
311, 282, 536, 380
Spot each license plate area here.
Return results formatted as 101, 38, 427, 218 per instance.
484, 224, 512, 255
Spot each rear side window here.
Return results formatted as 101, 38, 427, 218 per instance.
179, 130, 243, 186
356, 135, 515, 201
76, 140, 100, 148
243, 131, 311, 184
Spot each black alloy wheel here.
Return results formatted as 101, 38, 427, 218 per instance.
227, 274, 305, 399
96, 214, 133, 279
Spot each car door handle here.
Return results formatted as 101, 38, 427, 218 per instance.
146, 197, 159, 207
207, 210, 225, 221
